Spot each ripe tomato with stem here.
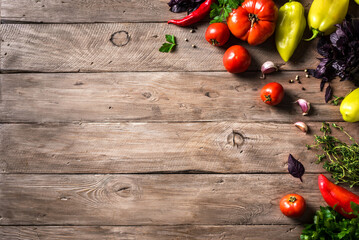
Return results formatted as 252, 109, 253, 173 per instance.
205, 23, 230, 46
260, 82, 284, 105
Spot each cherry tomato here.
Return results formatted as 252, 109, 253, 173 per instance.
279, 194, 306, 218
205, 23, 230, 46
223, 45, 251, 73
260, 82, 284, 105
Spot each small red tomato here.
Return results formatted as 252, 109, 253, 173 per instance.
205, 23, 230, 46
260, 82, 284, 105
279, 194, 306, 218
223, 45, 251, 73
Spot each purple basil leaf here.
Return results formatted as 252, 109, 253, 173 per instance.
320, 78, 327, 91
168, 0, 205, 13
288, 154, 305, 182
317, 38, 332, 58
313, 58, 329, 78
171, 5, 187, 13
325, 85, 333, 103
352, 19, 359, 36
307, 69, 315, 76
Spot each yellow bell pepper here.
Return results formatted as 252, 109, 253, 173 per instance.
275, 0, 306, 62
306, 0, 349, 41
340, 88, 359, 123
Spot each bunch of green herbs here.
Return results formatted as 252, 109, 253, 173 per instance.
210, 0, 243, 23
306, 122, 359, 187
301, 202, 359, 240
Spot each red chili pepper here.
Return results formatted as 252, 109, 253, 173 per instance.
167, 0, 215, 27
318, 174, 359, 219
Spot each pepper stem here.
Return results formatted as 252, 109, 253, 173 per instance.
289, 196, 297, 203
304, 28, 321, 41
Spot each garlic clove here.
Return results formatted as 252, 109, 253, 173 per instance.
260, 61, 278, 79
296, 99, 311, 115
294, 122, 308, 133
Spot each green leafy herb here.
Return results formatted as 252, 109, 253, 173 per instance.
159, 34, 176, 53
331, 95, 344, 106
306, 122, 359, 187
210, 0, 243, 24
300, 203, 359, 240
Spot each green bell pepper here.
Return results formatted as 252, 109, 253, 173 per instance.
340, 88, 359, 122
275, 0, 306, 62
306, 0, 349, 41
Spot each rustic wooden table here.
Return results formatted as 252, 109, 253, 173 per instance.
1, 0, 359, 239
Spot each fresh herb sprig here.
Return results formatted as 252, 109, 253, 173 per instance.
301, 202, 359, 240
331, 95, 344, 106
306, 122, 359, 187
159, 34, 176, 53
210, 0, 243, 23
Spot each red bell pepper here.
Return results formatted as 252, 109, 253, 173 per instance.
318, 174, 359, 219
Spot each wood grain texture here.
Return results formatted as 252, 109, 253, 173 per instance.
1, 122, 358, 174
1, 72, 357, 123
2, 174, 357, 225
1, 0, 358, 23
1, 0, 171, 23
0, 225, 302, 239
1, 23, 322, 73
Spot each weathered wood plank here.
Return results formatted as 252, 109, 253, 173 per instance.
0, 225, 302, 239
1, 122, 358, 174
1, 174, 356, 225
0, 122, 323, 173
1, 72, 356, 123
1, 0, 358, 23
1, 23, 322, 72
1, 0, 171, 23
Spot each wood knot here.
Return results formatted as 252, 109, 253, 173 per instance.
142, 92, 152, 98
113, 184, 134, 198
110, 31, 130, 47
204, 91, 219, 98
227, 130, 245, 148
74, 81, 84, 86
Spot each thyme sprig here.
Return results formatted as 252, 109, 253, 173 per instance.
306, 122, 359, 187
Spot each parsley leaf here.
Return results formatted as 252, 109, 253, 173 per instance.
165, 34, 176, 44
210, 0, 243, 23
159, 34, 176, 53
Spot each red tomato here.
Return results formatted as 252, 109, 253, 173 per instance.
227, 0, 278, 45
205, 23, 230, 46
260, 82, 284, 105
223, 45, 251, 73
280, 194, 306, 218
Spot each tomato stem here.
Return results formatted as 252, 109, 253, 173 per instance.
264, 94, 272, 103
289, 196, 297, 203
210, 39, 219, 46
248, 13, 259, 28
